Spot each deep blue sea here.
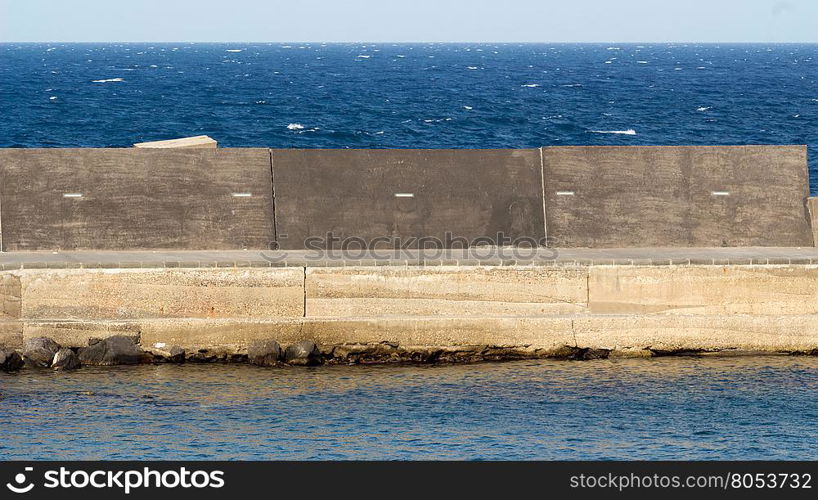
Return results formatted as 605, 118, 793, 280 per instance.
1, 43, 817, 192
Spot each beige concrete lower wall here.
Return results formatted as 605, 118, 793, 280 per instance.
0, 274, 21, 319
573, 314, 818, 352
589, 265, 818, 315
17, 268, 304, 320
3, 265, 818, 355
306, 266, 588, 317
0, 321, 22, 348
16, 315, 818, 353
809, 197, 818, 247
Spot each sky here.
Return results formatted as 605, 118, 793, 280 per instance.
0, 0, 816, 43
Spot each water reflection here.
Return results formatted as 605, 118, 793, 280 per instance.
1, 356, 816, 460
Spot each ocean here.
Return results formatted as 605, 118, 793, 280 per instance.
1, 357, 817, 460
1, 43, 817, 192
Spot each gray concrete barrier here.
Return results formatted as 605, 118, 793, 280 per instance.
0, 148, 275, 251
0, 145, 812, 251
270, 148, 545, 249
542, 146, 813, 247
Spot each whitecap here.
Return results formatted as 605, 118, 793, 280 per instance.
91, 78, 124, 83
637, 61, 649, 64
591, 129, 637, 135
49, 96, 57, 100
521, 83, 540, 88
561, 83, 582, 87
697, 107, 711, 112
463, 106, 473, 110
466, 66, 479, 70
226, 49, 243, 53
604, 61, 613, 64
357, 55, 371, 58
287, 123, 305, 130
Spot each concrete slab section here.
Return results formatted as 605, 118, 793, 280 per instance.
133, 135, 217, 149
0, 148, 274, 250
271, 148, 545, 249
573, 314, 818, 352
17, 268, 304, 320
542, 146, 813, 247
0, 321, 22, 348
138, 316, 577, 352
306, 266, 587, 317
0, 274, 21, 319
809, 197, 818, 246
589, 265, 818, 315
23, 321, 140, 347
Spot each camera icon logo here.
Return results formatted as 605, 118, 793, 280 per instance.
6, 467, 34, 494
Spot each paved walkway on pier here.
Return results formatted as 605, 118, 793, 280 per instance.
1, 247, 818, 269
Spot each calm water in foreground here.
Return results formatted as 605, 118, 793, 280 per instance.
1, 356, 816, 460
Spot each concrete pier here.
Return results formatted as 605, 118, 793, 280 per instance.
1, 248, 817, 359
0, 145, 816, 362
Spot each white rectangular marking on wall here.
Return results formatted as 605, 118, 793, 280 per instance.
394, 193, 415, 198
62, 193, 83, 198
232, 193, 253, 197
711, 191, 730, 196
556, 191, 575, 196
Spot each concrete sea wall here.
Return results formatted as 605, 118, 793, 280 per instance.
2, 261, 817, 361
0, 145, 813, 250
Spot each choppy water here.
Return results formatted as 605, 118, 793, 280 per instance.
1, 357, 816, 460
1, 43, 817, 192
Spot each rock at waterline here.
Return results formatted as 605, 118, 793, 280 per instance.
0, 349, 24, 372
23, 337, 61, 367
248, 340, 283, 366
52, 348, 81, 371
78, 336, 145, 366
284, 341, 322, 366
151, 344, 186, 363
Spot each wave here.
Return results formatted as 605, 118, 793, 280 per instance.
287, 123, 305, 130
521, 83, 540, 88
226, 49, 243, 53
91, 78, 124, 83
590, 129, 637, 135
697, 107, 711, 112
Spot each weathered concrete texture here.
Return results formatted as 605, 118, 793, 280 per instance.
125, 317, 580, 352
543, 146, 813, 247
23, 320, 139, 348
28, 315, 818, 355
572, 315, 818, 352
809, 197, 818, 247
0, 274, 21, 319
17, 268, 304, 320
306, 266, 587, 317
0, 321, 22, 348
272, 148, 545, 249
0, 148, 274, 251
589, 266, 818, 315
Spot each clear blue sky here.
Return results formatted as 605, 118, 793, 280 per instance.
1, 0, 816, 43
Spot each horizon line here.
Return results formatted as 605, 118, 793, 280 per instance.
2, 40, 818, 45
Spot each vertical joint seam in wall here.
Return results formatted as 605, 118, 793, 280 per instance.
302, 266, 307, 318
539, 147, 549, 247
269, 149, 279, 246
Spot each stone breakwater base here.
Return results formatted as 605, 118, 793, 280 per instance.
2, 251, 818, 362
